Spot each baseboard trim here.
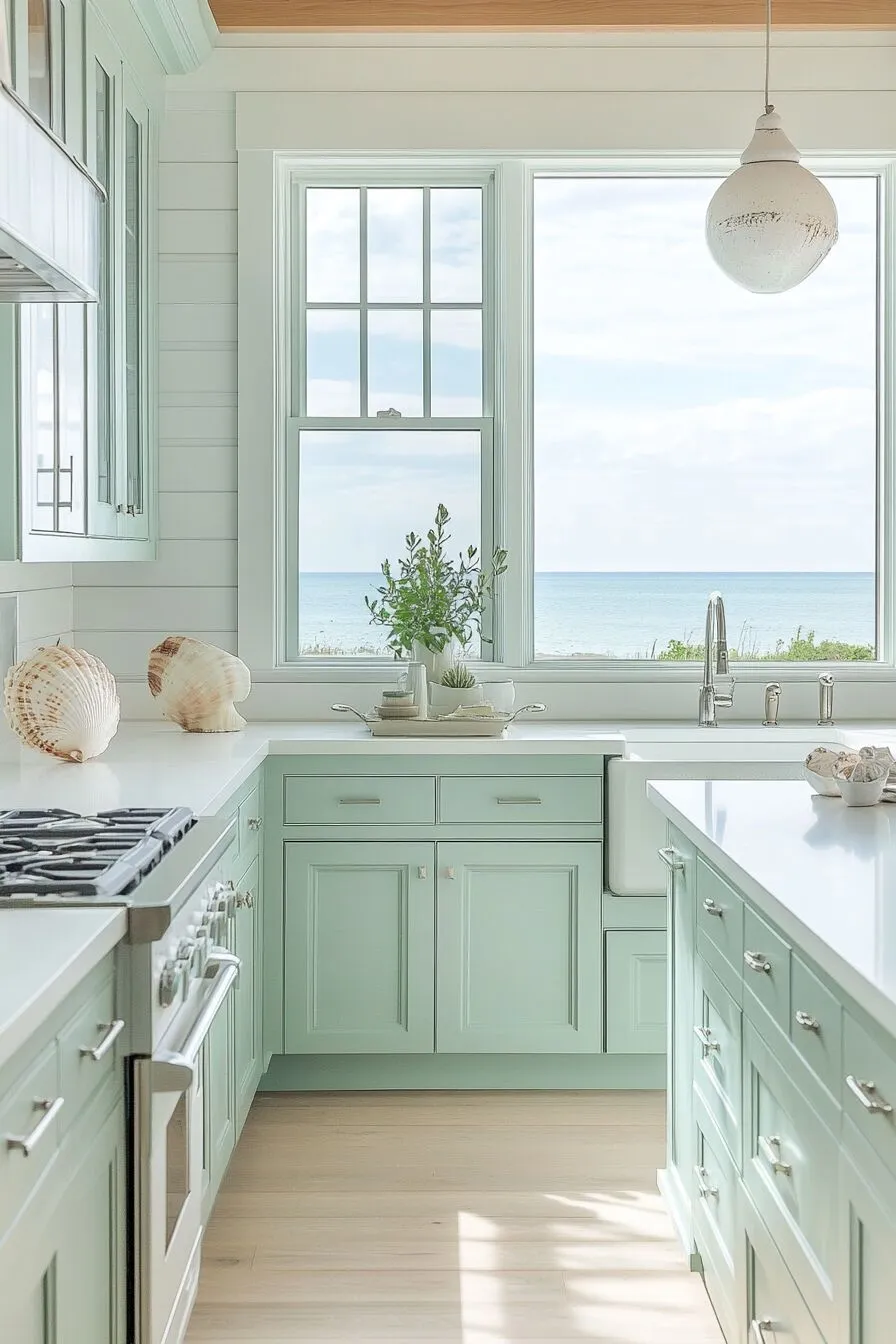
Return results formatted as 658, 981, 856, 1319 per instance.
260, 1052, 665, 1091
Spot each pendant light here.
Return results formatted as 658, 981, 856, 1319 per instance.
705, 0, 838, 294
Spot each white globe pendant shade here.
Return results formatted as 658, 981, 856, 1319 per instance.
706, 110, 839, 295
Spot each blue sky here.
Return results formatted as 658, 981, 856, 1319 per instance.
297, 176, 877, 576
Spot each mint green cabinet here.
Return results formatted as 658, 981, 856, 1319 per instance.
284, 842, 435, 1054
233, 858, 262, 1128
840, 1128, 896, 1344
436, 843, 601, 1053
204, 977, 235, 1206
605, 929, 666, 1054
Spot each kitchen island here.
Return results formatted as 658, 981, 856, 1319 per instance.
649, 779, 896, 1344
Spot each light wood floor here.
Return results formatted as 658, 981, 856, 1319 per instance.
187, 1090, 723, 1343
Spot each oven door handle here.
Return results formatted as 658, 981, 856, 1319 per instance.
150, 956, 241, 1095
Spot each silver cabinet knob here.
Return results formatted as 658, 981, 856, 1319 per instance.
417, 866, 427, 879
758, 1134, 792, 1176
694, 1165, 718, 1199
794, 1010, 820, 1032
846, 1075, 894, 1114
702, 898, 724, 917
744, 951, 772, 973
658, 847, 684, 872
693, 1025, 720, 1056
445, 867, 456, 880
247, 817, 262, 832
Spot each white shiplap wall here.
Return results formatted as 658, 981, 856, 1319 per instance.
75, 91, 238, 684
72, 33, 896, 716
0, 564, 74, 664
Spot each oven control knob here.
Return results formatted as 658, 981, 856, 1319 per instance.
159, 958, 186, 1008
194, 926, 212, 975
176, 937, 198, 974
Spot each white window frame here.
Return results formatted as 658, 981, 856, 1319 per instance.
238, 151, 896, 686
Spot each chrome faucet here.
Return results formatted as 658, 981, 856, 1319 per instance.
698, 591, 736, 727
818, 673, 835, 727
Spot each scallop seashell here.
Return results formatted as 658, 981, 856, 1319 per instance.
3, 645, 120, 763
147, 636, 250, 733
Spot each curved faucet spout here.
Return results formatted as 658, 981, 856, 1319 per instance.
699, 592, 735, 727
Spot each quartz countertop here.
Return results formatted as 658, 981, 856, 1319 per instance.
648, 779, 896, 1037
0, 721, 627, 815
0, 908, 127, 1073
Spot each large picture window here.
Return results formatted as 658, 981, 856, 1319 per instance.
277, 161, 885, 672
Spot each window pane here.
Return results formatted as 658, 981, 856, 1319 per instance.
2, 0, 14, 84
125, 112, 142, 516
306, 189, 359, 302
367, 188, 423, 303
368, 309, 423, 417
533, 176, 878, 660
431, 309, 482, 415
306, 309, 360, 415
31, 304, 55, 529
27, 0, 51, 124
297, 429, 481, 656
95, 60, 112, 507
57, 305, 86, 533
431, 188, 482, 302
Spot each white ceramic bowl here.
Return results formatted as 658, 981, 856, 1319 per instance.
804, 765, 840, 797
835, 774, 886, 807
428, 683, 485, 714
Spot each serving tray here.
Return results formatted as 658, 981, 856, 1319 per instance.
331, 703, 546, 738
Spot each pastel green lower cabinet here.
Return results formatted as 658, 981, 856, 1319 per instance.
840, 1127, 896, 1344
605, 929, 666, 1053
204, 985, 236, 1207
435, 842, 601, 1053
233, 858, 263, 1127
284, 842, 435, 1053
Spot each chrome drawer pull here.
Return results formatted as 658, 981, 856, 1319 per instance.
658, 847, 684, 872
235, 890, 254, 909
702, 898, 724, 917
693, 1025, 720, 1055
846, 1075, 894, 1114
496, 797, 542, 805
758, 1134, 792, 1176
337, 797, 381, 806
417, 866, 427, 879
695, 1165, 718, 1199
79, 1018, 125, 1061
445, 867, 456, 880
794, 1010, 820, 1033
751, 1321, 773, 1344
744, 951, 772, 973
6, 1097, 64, 1156
247, 817, 262, 832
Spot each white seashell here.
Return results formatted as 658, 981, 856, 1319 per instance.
147, 636, 250, 733
3, 645, 120, 763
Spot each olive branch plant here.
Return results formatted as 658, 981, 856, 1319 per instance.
365, 504, 508, 659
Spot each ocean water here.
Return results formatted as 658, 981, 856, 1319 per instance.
298, 572, 876, 659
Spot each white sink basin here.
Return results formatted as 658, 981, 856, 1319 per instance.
608, 727, 843, 896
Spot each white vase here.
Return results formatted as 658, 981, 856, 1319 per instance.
411, 639, 460, 685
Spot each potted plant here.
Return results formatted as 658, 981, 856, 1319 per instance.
429, 662, 485, 715
365, 504, 507, 682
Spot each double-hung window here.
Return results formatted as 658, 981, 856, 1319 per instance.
285, 173, 494, 662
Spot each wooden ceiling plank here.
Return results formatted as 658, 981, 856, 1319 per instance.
209, 1, 896, 34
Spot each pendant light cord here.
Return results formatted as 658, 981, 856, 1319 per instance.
764, 0, 774, 114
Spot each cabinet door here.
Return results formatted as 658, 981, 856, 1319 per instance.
605, 929, 667, 1054
284, 842, 435, 1054
204, 981, 236, 1208
118, 69, 150, 541
0, 1096, 125, 1344
56, 1098, 126, 1344
233, 859, 261, 1128
436, 842, 601, 1053
840, 1127, 896, 1344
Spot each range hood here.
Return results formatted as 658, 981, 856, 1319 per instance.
0, 80, 104, 302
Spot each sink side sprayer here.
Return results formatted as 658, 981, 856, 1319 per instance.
698, 591, 736, 727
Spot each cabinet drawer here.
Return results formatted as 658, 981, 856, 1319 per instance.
238, 783, 262, 864
696, 859, 743, 973
438, 775, 601, 826
743, 905, 791, 1038
743, 1021, 838, 1337
59, 974, 122, 1131
693, 953, 742, 1164
284, 775, 436, 827
693, 1096, 738, 1344
789, 956, 842, 1100
744, 1194, 826, 1344
0, 1041, 61, 1237
843, 1010, 896, 1179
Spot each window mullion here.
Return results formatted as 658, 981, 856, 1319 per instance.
423, 186, 431, 419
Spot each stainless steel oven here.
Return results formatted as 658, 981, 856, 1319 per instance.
131, 943, 240, 1344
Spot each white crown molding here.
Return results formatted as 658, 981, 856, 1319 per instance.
132, 0, 218, 74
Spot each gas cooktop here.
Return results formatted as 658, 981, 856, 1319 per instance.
0, 807, 196, 898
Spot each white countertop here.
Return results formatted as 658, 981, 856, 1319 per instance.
0, 908, 127, 1073
648, 779, 896, 1037
0, 721, 627, 815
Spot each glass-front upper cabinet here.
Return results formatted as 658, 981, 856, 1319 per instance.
119, 70, 149, 540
